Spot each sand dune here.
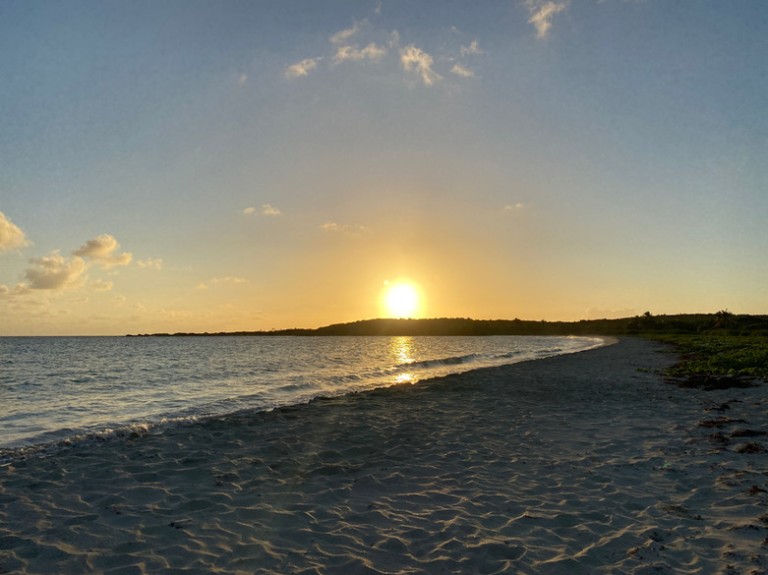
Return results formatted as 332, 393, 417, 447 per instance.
1, 338, 766, 574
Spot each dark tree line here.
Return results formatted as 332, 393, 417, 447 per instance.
129, 312, 768, 337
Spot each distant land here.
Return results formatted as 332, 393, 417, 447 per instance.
128, 312, 768, 337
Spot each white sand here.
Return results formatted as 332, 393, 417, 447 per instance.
1, 338, 766, 574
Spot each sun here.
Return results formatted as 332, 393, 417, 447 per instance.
382, 281, 421, 318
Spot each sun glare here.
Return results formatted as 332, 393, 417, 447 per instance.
382, 281, 421, 318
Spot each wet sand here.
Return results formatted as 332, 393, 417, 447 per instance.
1, 338, 766, 574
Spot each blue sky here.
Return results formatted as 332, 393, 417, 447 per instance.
1, 1, 766, 334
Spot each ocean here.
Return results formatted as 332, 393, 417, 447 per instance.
0, 335, 604, 456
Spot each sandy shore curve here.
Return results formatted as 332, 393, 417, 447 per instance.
1, 338, 766, 574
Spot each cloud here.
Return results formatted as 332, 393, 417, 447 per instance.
400, 45, 442, 86
504, 203, 526, 211
0, 211, 30, 253
24, 251, 87, 290
320, 222, 371, 236
525, 0, 568, 39
91, 278, 114, 292
460, 40, 483, 56
73, 234, 132, 268
450, 63, 474, 78
333, 43, 387, 64
0, 283, 31, 298
197, 276, 248, 290
260, 204, 282, 217
244, 204, 282, 217
285, 58, 321, 79
330, 21, 362, 45
137, 258, 163, 270
211, 276, 248, 285
388, 30, 401, 49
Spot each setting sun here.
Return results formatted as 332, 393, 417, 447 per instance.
382, 281, 421, 318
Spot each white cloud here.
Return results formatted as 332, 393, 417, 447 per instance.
451, 63, 474, 78
400, 45, 442, 86
285, 58, 321, 79
211, 276, 248, 285
333, 43, 387, 64
73, 234, 132, 269
504, 203, 526, 211
330, 21, 362, 45
196, 276, 248, 291
0, 211, 30, 253
460, 40, 483, 56
261, 204, 282, 216
137, 258, 163, 270
244, 204, 282, 217
320, 222, 371, 235
525, 0, 568, 39
24, 251, 87, 290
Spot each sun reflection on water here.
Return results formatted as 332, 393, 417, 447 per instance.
390, 336, 416, 384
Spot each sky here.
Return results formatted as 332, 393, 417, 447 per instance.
1, 0, 767, 335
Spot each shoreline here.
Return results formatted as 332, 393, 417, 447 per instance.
2, 338, 767, 574
1, 335, 609, 459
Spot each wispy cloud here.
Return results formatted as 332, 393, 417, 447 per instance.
330, 21, 363, 45
73, 234, 132, 269
211, 276, 248, 285
504, 203, 526, 212
91, 278, 114, 292
284, 58, 321, 79
320, 222, 371, 236
137, 258, 163, 270
244, 204, 282, 217
400, 45, 442, 86
460, 40, 483, 56
197, 276, 248, 290
330, 19, 386, 64
388, 30, 401, 49
333, 42, 387, 64
525, 0, 568, 39
0, 211, 30, 253
450, 63, 474, 78
286, 15, 481, 87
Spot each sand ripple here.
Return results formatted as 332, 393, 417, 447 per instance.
2, 338, 767, 574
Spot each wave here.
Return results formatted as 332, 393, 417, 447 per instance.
0, 335, 608, 462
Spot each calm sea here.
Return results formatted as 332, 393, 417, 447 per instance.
0, 335, 604, 454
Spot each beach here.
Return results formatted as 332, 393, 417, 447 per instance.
1, 338, 766, 574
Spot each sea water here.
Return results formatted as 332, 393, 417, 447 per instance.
0, 335, 604, 453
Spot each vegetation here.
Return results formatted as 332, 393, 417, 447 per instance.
128, 311, 768, 387
647, 333, 768, 388
314, 314, 768, 387
128, 311, 768, 338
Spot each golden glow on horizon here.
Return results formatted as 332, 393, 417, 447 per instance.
381, 281, 421, 318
